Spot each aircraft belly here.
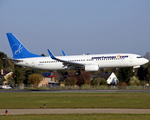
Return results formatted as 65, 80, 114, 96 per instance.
98, 60, 128, 68
98, 61, 120, 68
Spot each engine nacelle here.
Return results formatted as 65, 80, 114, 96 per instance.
85, 64, 99, 71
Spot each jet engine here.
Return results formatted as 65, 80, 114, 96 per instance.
85, 64, 99, 71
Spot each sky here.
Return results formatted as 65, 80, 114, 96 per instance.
0, 0, 150, 57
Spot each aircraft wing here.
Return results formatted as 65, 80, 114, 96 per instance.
47, 49, 85, 68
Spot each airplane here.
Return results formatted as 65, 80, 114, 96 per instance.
6, 33, 149, 75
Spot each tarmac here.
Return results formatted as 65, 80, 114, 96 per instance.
0, 108, 150, 115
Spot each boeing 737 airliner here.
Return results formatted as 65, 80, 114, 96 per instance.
6, 33, 149, 75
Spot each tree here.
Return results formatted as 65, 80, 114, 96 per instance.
91, 78, 98, 86
12, 65, 25, 84
53, 70, 62, 82
8, 60, 14, 70
129, 76, 140, 86
65, 77, 77, 86
137, 66, 147, 81
96, 78, 101, 87
0, 60, 2, 69
100, 78, 107, 85
91, 77, 107, 86
140, 81, 147, 86
75, 71, 91, 86
104, 68, 111, 73
28, 74, 43, 85
24, 69, 33, 84
117, 67, 134, 83
64, 71, 91, 86
0, 52, 10, 69
146, 63, 150, 83
24, 68, 43, 84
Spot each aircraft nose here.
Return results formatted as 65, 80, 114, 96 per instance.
143, 58, 149, 64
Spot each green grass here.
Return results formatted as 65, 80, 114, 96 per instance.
0, 92, 150, 109
0, 114, 150, 120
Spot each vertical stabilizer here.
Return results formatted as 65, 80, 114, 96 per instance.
6, 33, 42, 59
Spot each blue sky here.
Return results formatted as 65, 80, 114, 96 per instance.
0, 0, 150, 57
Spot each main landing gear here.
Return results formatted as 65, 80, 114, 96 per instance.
75, 69, 81, 76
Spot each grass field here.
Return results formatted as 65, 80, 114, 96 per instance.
0, 114, 150, 120
0, 92, 150, 109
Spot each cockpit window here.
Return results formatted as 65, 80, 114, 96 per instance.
137, 56, 142, 58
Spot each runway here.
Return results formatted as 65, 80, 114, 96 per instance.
0, 108, 150, 115
1, 89, 150, 93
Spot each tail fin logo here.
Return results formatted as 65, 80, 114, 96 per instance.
12, 44, 23, 55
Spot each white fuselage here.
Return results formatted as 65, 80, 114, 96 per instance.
13, 53, 149, 71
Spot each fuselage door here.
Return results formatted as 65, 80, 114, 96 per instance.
32, 60, 35, 67
129, 56, 133, 62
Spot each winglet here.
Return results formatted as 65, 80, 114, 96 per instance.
47, 49, 56, 59
62, 50, 67, 56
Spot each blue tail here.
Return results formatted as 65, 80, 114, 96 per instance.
6, 33, 42, 59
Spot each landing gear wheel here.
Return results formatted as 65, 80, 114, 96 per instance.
75, 70, 81, 76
